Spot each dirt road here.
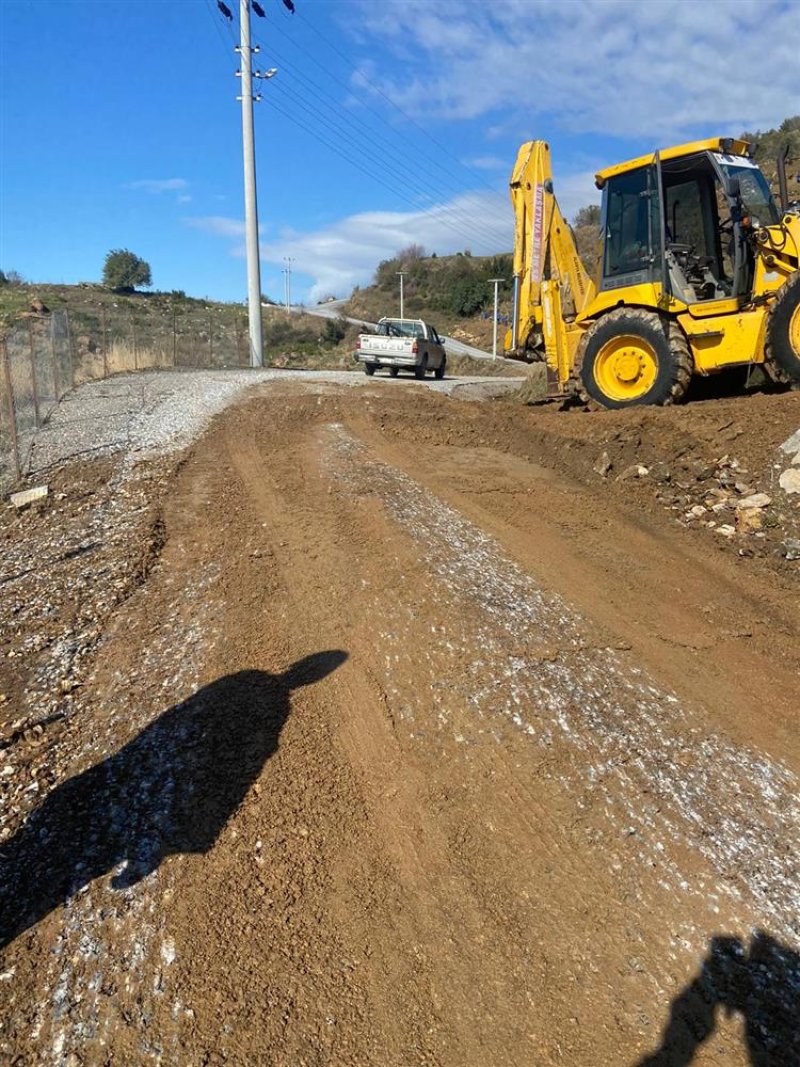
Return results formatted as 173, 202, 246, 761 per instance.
1, 377, 799, 1065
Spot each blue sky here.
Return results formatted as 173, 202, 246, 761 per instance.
2, 0, 798, 304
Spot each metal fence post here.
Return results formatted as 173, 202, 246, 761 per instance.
27, 320, 41, 428
1, 336, 22, 482
65, 309, 76, 389
130, 308, 138, 371
172, 306, 177, 366
101, 305, 109, 378
49, 312, 61, 400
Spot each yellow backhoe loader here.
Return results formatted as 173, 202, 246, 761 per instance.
504, 138, 800, 407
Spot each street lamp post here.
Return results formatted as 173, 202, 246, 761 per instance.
396, 271, 407, 319
488, 278, 505, 358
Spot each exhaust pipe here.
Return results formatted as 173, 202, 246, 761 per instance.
778, 143, 790, 214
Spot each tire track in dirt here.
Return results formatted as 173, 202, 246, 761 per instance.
319, 421, 799, 942
213, 389, 799, 1064
221, 429, 544, 1063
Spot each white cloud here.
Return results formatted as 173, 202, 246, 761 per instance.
128, 178, 189, 194
350, 0, 800, 141
261, 198, 507, 302
185, 216, 246, 240
176, 194, 192, 204
184, 166, 597, 304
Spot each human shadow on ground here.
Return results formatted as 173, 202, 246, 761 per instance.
0, 651, 347, 952
638, 931, 800, 1065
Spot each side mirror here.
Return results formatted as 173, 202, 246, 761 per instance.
727, 177, 741, 199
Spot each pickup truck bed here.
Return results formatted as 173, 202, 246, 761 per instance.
354, 318, 447, 379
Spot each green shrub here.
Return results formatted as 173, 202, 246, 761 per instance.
102, 249, 152, 291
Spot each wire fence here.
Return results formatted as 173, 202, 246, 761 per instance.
0, 305, 254, 493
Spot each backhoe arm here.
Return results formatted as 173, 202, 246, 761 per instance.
506, 141, 596, 392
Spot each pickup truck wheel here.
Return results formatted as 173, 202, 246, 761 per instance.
364, 363, 377, 376
414, 355, 429, 380
434, 358, 446, 380
389, 367, 399, 378
578, 309, 692, 408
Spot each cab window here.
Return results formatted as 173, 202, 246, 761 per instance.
603, 165, 661, 280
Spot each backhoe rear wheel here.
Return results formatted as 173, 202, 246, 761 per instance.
578, 308, 692, 409
765, 272, 800, 384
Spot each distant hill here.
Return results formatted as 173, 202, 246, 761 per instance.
343, 248, 515, 351
0, 281, 363, 370
741, 115, 800, 203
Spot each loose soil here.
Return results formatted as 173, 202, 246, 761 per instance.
1, 379, 799, 1066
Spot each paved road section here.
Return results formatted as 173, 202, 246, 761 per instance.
291, 301, 499, 362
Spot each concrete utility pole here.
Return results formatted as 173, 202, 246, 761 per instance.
396, 271, 407, 319
237, 0, 263, 367
283, 257, 294, 312
488, 278, 504, 359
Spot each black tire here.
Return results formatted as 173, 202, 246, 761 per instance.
389, 366, 399, 378
578, 308, 692, 409
364, 363, 376, 376
434, 357, 446, 380
765, 272, 800, 384
414, 355, 429, 380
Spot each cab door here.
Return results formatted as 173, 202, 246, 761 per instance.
600, 164, 664, 292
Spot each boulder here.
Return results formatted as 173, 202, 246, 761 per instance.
735, 493, 771, 509
778, 469, 800, 495
593, 451, 612, 477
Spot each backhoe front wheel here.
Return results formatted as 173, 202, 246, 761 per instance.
578, 308, 692, 408
765, 272, 800, 384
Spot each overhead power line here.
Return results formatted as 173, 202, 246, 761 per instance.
295, 8, 508, 206
204, 0, 510, 276
246, 38, 505, 249
264, 92, 504, 253
246, 21, 507, 249
266, 80, 504, 250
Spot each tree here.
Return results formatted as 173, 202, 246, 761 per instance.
449, 274, 487, 316
573, 204, 600, 228
102, 249, 152, 291
396, 243, 426, 262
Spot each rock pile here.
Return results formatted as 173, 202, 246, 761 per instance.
593, 425, 800, 560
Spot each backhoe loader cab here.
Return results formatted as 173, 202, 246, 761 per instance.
598, 143, 779, 305
505, 137, 800, 408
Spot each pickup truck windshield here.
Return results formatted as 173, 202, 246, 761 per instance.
377, 320, 425, 338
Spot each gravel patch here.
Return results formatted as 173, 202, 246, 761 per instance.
23, 369, 523, 478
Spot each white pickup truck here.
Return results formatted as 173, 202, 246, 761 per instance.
354, 318, 447, 379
